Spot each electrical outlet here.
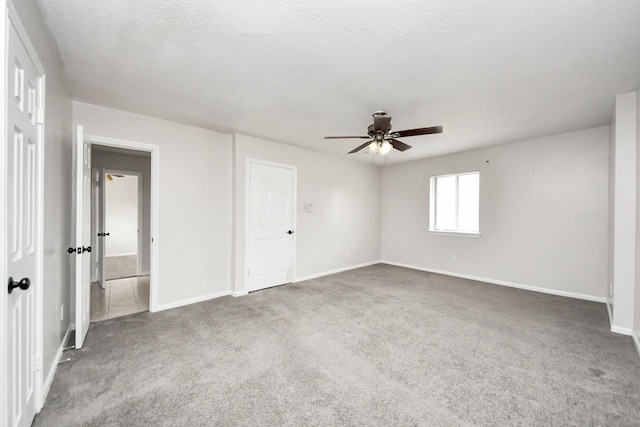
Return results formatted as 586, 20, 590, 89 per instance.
60, 304, 64, 321
451, 254, 457, 262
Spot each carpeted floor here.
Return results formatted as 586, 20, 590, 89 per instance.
105, 255, 137, 280
35, 264, 640, 426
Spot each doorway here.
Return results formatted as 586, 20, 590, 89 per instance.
73, 129, 159, 349
92, 168, 148, 321
90, 150, 151, 321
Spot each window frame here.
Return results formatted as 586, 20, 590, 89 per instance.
428, 171, 480, 237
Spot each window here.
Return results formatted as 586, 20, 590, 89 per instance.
429, 171, 479, 235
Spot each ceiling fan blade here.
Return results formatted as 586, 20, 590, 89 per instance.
388, 138, 412, 152
325, 136, 370, 139
393, 126, 443, 138
373, 115, 392, 133
348, 140, 374, 154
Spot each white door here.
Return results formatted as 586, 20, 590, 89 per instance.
6, 17, 43, 427
98, 170, 106, 287
247, 161, 296, 292
92, 169, 106, 288
74, 125, 91, 348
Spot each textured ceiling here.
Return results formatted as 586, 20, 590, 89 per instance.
37, 0, 640, 165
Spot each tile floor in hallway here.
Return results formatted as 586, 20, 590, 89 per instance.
90, 276, 150, 322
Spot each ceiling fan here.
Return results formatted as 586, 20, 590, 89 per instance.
325, 110, 443, 155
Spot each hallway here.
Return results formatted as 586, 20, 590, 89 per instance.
90, 277, 150, 321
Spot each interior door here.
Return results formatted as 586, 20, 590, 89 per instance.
247, 161, 295, 292
98, 169, 106, 287
74, 125, 92, 348
93, 169, 106, 288
6, 17, 42, 427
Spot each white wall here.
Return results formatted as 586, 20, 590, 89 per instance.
73, 101, 233, 308
105, 174, 138, 256
381, 126, 609, 301
233, 133, 381, 293
11, 0, 74, 401
91, 150, 151, 273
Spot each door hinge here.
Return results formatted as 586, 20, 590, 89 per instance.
247, 269, 250, 276
36, 107, 44, 124
35, 354, 42, 371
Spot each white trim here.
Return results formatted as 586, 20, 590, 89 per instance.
632, 330, 640, 361
232, 291, 249, 297
381, 260, 607, 303
83, 134, 160, 313
428, 231, 481, 238
244, 158, 297, 294
155, 290, 231, 312
105, 252, 138, 258
610, 325, 633, 336
42, 326, 71, 402
293, 260, 382, 283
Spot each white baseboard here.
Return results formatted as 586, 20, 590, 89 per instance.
381, 260, 607, 303
42, 325, 71, 404
611, 325, 633, 336
155, 290, 230, 312
232, 291, 248, 297
105, 252, 137, 258
293, 260, 382, 283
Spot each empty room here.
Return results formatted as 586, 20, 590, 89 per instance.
2, 1, 640, 426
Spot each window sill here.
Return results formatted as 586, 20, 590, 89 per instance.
428, 230, 481, 238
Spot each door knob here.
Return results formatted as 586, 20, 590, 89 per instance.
82, 246, 92, 253
287, 230, 294, 235
8, 277, 30, 294
68, 247, 81, 254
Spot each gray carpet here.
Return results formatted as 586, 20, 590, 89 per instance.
35, 264, 640, 426
105, 255, 137, 280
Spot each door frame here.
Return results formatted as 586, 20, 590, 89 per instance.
102, 169, 144, 276
81, 134, 160, 312
244, 158, 297, 293
1, 0, 46, 420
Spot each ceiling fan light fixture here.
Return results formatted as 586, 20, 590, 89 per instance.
368, 141, 379, 153
379, 141, 392, 155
